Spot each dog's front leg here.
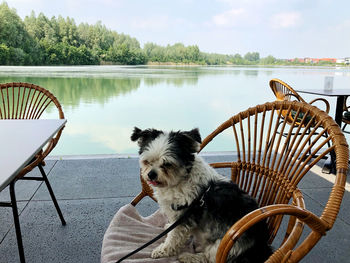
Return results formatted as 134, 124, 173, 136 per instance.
151, 225, 190, 258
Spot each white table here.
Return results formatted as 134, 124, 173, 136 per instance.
0, 119, 66, 191
0, 119, 66, 263
295, 88, 350, 127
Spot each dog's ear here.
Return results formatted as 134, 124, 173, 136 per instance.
131, 127, 163, 153
131, 127, 143, 142
173, 128, 201, 154
183, 128, 202, 144
131, 127, 163, 142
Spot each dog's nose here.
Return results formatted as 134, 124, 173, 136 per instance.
148, 170, 157, 180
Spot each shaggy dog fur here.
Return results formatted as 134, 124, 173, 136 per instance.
131, 127, 272, 263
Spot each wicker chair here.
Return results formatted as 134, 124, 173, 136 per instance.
123, 101, 348, 262
269, 78, 330, 114
0, 82, 66, 261
269, 78, 333, 162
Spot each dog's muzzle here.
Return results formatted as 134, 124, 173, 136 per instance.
148, 170, 157, 181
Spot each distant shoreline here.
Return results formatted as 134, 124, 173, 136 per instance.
146, 62, 350, 68
0, 64, 349, 69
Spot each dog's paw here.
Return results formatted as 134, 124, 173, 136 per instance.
151, 243, 177, 258
178, 252, 208, 263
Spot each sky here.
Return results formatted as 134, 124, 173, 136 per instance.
3, 0, 350, 59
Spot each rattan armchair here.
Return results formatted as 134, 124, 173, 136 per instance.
128, 101, 348, 262
269, 78, 332, 161
0, 82, 65, 178
0, 82, 66, 261
270, 78, 330, 114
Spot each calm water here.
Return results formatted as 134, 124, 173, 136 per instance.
1, 65, 350, 156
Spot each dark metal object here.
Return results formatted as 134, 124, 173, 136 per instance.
0, 164, 66, 263
0, 181, 26, 263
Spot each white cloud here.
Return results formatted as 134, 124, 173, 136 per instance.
333, 19, 350, 31
270, 12, 302, 29
212, 8, 246, 27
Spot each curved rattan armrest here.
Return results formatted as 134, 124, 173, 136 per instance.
209, 162, 238, 169
131, 172, 157, 206
216, 204, 328, 263
308, 98, 330, 114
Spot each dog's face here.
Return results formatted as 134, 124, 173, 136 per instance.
131, 127, 202, 188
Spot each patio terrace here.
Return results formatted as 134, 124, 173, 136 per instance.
0, 154, 349, 263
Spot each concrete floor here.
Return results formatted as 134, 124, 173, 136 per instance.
0, 155, 349, 263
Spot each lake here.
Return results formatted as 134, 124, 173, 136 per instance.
1, 65, 350, 156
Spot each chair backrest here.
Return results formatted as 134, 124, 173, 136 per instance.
198, 100, 348, 244
269, 78, 305, 103
269, 78, 311, 126
0, 82, 64, 120
0, 82, 65, 176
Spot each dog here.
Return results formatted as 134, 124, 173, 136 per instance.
131, 127, 273, 263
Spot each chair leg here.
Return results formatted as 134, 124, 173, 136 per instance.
307, 128, 312, 156
10, 181, 26, 263
38, 164, 66, 225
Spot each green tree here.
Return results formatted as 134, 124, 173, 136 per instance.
0, 2, 26, 48
244, 52, 260, 62
0, 43, 10, 64
0, 2, 41, 64
230, 53, 244, 64
260, 55, 276, 65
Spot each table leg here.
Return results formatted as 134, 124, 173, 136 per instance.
322, 95, 346, 174
334, 96, 346, 126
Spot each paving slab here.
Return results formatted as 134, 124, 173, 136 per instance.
33, 158, 141, 200
0, 156, 349, 263
0, 202, 27, 243
0, 197, 131, 263
297, 193, 350, 262
0, 160, 56, 202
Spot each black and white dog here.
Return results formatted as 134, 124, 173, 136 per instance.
131, 127, 272, 263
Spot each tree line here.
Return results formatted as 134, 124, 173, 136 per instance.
0, 2, 336, 66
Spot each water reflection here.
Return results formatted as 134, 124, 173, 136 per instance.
0, 67, 204, 107
0, 65, 349, 155
0, 77, 201, 108
243, 70, 259, 76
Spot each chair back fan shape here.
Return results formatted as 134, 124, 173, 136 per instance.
269, 78, 330, 129
269, 78, 304, 103
0, 82, 65, 177
0, 82, 64, 120
199, 101, 348, 262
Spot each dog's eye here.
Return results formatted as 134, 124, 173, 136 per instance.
142, 160, 150, 166
161, 162, 172, 169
